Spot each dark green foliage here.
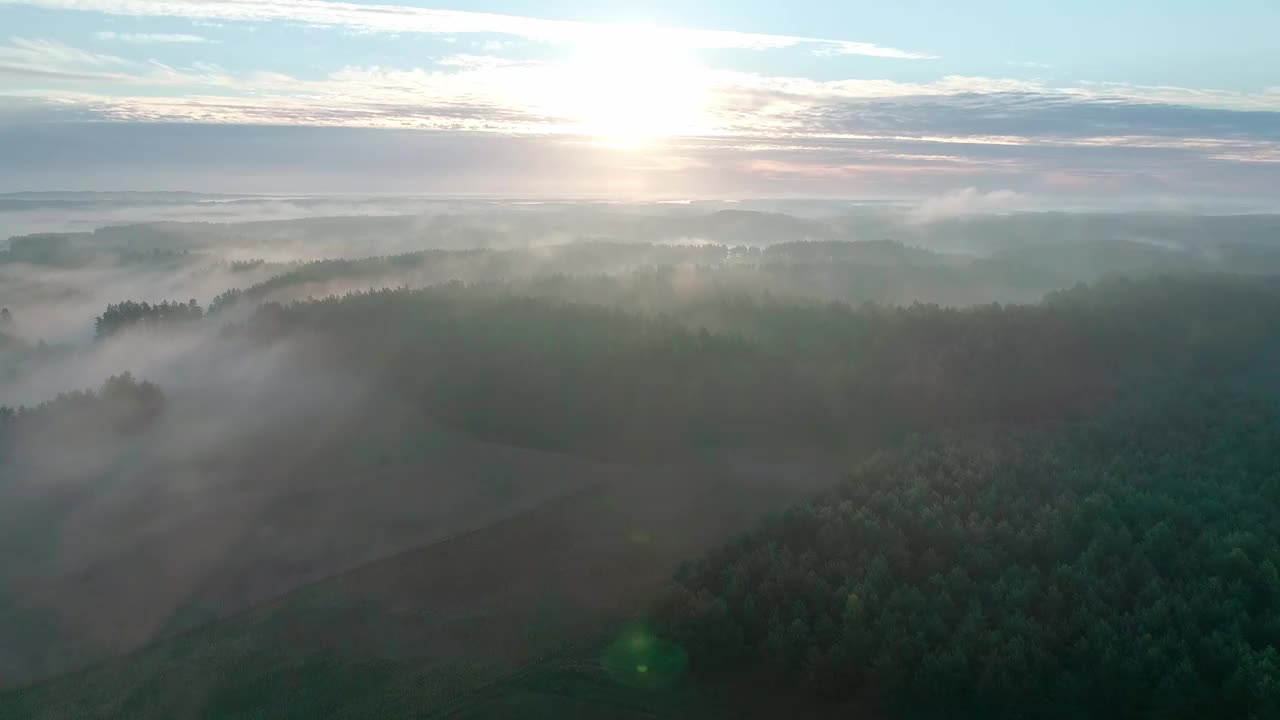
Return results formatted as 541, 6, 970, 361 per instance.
0, 233, 192, 268
7, 272, 1280, 718
219, 240, 1061, 312
199, 237, 1280, 325
653, 390, 1280, 719
229, 275, 1280, 457
228, 259, 267, 273
0, 372, 165, 436
208, 288, 243, 315
94, 299, 204, 339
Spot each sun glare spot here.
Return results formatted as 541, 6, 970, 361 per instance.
548, 26, 713, 144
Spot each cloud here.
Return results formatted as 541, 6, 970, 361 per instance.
5, 58, 1280, 183
2, 28, 1279, 198
433, 54, 530, 71
0, 36, 137, 81
9, 37, 1274, 141
0, 0, 934, 58
0, 37, 249, 87
4, 120, 1279, 201
0, 36, 130, 68
4, 40, 1279, 188
708, 73, 1280, 131
94, 31, 214, 44
911, 188, 1031, 222
0, 63, 124, 81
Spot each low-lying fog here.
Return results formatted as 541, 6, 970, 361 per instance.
3, 191, 1279, 407
3, 190, 1280, 687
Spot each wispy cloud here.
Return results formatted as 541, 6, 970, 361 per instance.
3, 26, 1279, 196
94, 31, 214, 44
4, 116, 1280, 199
0, 36, 240, 85
0, 0, 935, 58
6, 38, 1279, 155
0, 36, 136, 80
0, 36, 130, 68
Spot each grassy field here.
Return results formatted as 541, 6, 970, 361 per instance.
0, 452, 840, 718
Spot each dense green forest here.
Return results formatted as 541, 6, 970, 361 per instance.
94, 300, 204, 339
216, 274, 1280, 457
200, 240, 1150, 313
21, 272, 1280, 462
654, 387, 1280, 719
218, 275, 1280, 717
5, 264, 1280, 718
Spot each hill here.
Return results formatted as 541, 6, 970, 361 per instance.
0, 452, 836, 717
655, 387, 1280, 719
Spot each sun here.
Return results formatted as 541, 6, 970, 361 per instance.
548, 27, 713, 144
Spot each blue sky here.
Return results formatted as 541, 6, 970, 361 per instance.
0, 0, 1277, 198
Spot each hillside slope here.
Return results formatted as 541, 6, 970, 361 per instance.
0, 452, 838, 717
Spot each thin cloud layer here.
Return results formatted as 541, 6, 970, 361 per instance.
0, 0, 935, 58
94, 31, 214, 44
3, 120, 1277, 201
0, 2, 1276, 197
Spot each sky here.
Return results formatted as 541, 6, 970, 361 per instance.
0, 0, 1278, 199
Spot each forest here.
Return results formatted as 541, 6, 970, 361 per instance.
218, 274, 1280, 457
3, 0, 1280, 706
0, 373, 165, 437
654, 388, 1280, 719
94, 300, 204, 339
2, 206, 1280, 718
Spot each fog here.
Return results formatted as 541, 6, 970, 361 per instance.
0, 309, 611, 686
0, 194, 475, 240
4, 193, 1280, 399
4, 191, 1280, 694
4, 193, 1279, 405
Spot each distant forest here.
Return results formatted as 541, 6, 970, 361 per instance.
210, 274, 1280, 457
7, 272, 1266, 457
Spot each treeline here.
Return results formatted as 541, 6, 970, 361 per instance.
652, 388, 1280, 719
1, 233, 194, 268
205, 240, 1069, 314
0, 372, 165, 437
204, 239, 1280, 320
216, 274, 1280, 458
761, 239, 940, 266
207, 243, 732, 313
94, 299, 203, 339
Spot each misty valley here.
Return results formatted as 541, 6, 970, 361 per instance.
2, 194, 1280, 719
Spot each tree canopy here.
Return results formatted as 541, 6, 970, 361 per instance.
206, 274, 1280, 458
653, 388, 1280, 719
94, 299, 203, 339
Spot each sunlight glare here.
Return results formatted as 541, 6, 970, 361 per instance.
550, 27, 713, 144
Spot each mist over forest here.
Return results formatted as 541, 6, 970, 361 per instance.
2, 193, 1280, 719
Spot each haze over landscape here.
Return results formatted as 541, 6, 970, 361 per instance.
1, 2, 1279, 719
